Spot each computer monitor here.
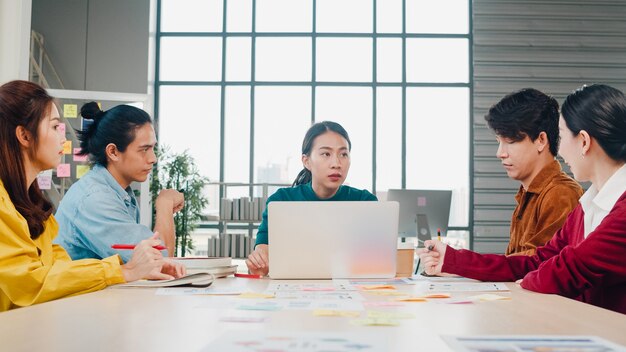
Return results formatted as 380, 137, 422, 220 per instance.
386, 189, 452, 243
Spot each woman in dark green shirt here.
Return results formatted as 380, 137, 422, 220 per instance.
246, 121, 377, 276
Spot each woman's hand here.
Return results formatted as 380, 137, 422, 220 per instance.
415, 240, 447, 276
121, 234, 177, 282
245, 244, 269, 277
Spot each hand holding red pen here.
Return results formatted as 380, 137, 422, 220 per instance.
120, 233, 186, 282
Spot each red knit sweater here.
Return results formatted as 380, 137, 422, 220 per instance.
443, 191, 626, 314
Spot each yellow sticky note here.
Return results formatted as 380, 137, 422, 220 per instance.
238, 292, 275, 299
76, 165, 90, 179
367, 311, 415, 319
395, 297, 427, 302
350, 318, 399, 326
468, 294, 511, 302
62, 140, 72, 154
63, 104, 77, 118
313, 310, 360, 318
359, 285, 396, 290
97, 102, 102, 109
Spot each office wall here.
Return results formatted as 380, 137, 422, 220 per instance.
472, 0, 626, 253
31, 0, 149, 93
0, 0, 31, 83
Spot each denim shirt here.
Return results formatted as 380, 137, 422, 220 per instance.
54, 164, 155, 263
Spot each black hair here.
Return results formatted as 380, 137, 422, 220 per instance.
292, 121, 351, 186
485, 88, 560, 156
77, 102, 152, 166
561, 84, 626, 162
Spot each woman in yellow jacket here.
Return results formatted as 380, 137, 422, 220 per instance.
0, 80, 186, 311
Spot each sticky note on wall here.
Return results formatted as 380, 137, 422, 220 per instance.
37, 170, 52, 190
76, 165, 90, 179
58, 123, 66, 134
57, 164, 70, 178
63, 104, 77, 118
62, 140, 72, 154
73, 148, 88, 162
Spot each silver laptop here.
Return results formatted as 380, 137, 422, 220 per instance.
268, 201, 399, 279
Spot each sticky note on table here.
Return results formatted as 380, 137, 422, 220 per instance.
73, 148, 88, 162
238, 292, 275, 299
313, 310, 361, 318
467, 294, 511, 302
367, 311, 415, 319
364, 291, 407, 296
423, 293, 452, 299
57, 164, 70, 177
76, 165, 90, 179
359, 285, 396, 290
350, 318, 399, 327
63, 104, 77, 118
395, 297, 427, 302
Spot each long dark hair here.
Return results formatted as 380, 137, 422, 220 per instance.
0, 80, 54, 239
77, 102, 152, 166
292, 121, 351, 186
562, 84, 626, 162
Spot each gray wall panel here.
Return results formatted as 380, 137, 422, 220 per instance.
31, 0, 149, 93
472, 0, 626, 253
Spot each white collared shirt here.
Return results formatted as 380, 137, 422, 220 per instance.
579, 163, 626, 238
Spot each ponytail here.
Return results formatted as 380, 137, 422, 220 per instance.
292, 168, 312, 186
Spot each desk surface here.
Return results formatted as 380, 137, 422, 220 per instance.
2, 278, 625, 351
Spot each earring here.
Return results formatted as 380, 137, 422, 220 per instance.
581, 152, 585, 158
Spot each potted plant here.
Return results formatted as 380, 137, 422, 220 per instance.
150, 146, 209, 256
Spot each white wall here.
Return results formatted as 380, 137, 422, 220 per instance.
0, 0, 31, 83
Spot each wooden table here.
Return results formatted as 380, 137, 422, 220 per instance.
2, 278, 625, 351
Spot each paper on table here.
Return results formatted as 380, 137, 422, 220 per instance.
267, 282, 356, 292
204, 331, 388, 352
114, 272, 214, 288
442, 335, 626, 352
426, 282, 509, 292
272, 291, 365, 301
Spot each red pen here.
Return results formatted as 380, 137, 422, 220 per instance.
111, 244, 167, 251
234, 273, 262, 279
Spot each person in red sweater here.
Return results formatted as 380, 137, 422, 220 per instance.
417, 84, 626, 314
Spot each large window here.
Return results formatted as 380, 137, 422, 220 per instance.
156, 0, 471, 232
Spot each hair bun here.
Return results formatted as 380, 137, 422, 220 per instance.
80, 101, 104, 120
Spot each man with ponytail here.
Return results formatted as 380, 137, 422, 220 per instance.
54, 102, 183, 262
246, 121, 377, 277
0, 80, 184, 311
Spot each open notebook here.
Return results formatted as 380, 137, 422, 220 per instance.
113, 272, 215, 288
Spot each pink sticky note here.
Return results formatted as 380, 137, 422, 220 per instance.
73, 148, 88, 162
37, 175, 52, 190
58, 123, 66, 134
417, 196, 427, 207
57, 164, 70, 178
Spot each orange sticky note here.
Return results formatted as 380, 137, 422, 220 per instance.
423, 293, 452, 299
62, 140, 72, 154
359, 285, 397, 290
395, 297, 427, 302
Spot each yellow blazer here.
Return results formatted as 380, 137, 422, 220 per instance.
0, 180, 125, 311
